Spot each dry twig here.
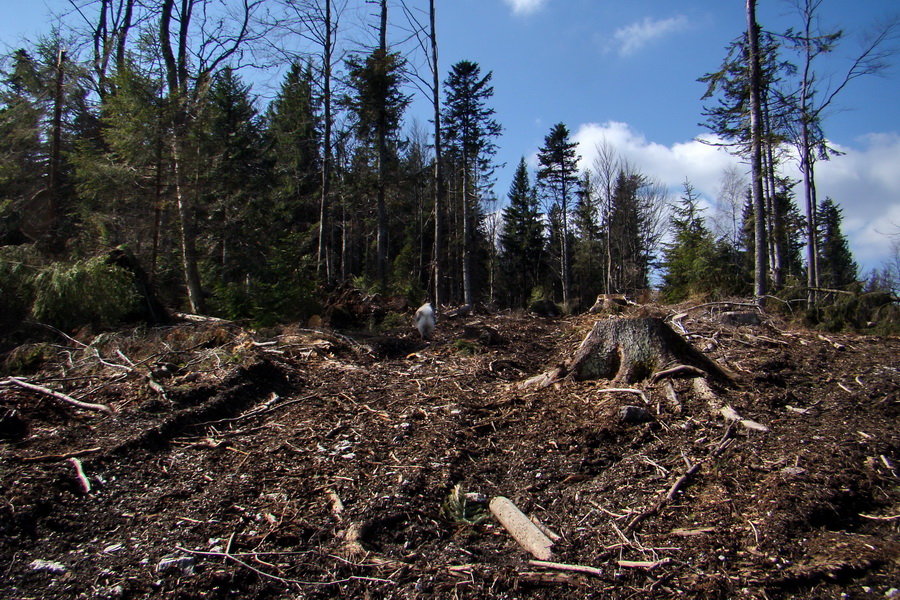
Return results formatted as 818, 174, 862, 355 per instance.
1, 377, 114, 414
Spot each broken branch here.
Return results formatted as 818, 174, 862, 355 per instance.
649, 364, 706, 384
528, 560, 603, 577
1, 377, 114, 414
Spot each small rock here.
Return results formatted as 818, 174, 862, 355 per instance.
157, 556, 195, 576
886, 588, 899, 598
619, 405, 653, 425
30, 559, 67, 574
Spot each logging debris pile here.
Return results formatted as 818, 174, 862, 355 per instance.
1, 301, 899, 599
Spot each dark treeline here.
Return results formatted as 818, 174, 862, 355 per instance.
0, 0, 895, 331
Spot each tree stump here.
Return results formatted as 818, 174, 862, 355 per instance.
524, 317, 730, 388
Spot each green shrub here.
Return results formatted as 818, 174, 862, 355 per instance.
32, 257, 140, 329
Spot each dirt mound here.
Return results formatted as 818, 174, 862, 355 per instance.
2, 304, 899, 598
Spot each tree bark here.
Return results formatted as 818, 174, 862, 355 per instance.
317, 0, 334, 283
429, 0, 444, 307
746, 0, 768, 308
376, 0, 389, 286
47, 48, 66, 254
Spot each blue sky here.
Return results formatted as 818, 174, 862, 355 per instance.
425, 0, 900, 273
3, 0, 899, 273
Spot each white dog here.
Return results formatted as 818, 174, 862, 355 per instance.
415, 302, 435, 340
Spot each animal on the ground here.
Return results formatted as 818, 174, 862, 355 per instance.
415, 302, 435, 340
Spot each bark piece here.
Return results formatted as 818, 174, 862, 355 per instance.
489, 496, 554, 560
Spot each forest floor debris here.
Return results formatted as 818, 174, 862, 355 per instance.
2, 303, 899, 598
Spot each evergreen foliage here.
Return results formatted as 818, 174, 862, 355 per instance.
31, 256, 139, 329
499, 158, 545, 307
537, 123, 580, 304
817, 197, 857, 289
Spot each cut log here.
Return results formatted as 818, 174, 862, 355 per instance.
525, 318, 731, 388
489, 496, 554, 560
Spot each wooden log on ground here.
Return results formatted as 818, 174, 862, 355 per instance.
489, 496, 554, 560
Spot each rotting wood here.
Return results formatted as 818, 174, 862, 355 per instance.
489, 496, 554, 560
115, 349, 168, 398
670, 527, 716, 537
859, 513, 900, 521
663, 381, 681, 414
530, 515, 562, 542
598, 388, 650, 404
1, 377, 114, 414
328, 489, 345, 519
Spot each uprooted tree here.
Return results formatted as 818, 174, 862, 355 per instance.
524, 317, 732, 387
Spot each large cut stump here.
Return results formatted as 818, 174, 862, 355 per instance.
524, 317, 730, 388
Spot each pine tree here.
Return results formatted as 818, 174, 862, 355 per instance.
499, 157, 544, 307
607, 170, 646, 292
537, 123, 580, 305
817, 197, 857, 289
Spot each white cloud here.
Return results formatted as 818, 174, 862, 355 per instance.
611, 15, 689, 56
502, 0, 547, 16
571, 121, 900, 272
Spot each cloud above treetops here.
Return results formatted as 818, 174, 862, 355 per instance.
570, 121, 900, 270
611, 15, 689, 56
502, 0, 547, 17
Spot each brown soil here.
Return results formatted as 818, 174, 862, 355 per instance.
2, 303, 899, 599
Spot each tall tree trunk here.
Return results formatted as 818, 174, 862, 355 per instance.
429, 0, 444, 307
747, 0, 767, 307
317, 0, 333, 283
375, 0, 389, 286
46, 48, 66, 254
462, 160, 473, 307
763, 96, 785, 289
171, 134, 205, 313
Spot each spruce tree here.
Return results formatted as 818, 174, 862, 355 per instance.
817, 197, 857, 289
442, 60, 501, 306
267, 62, 322, 232
499, 157, 544, 307
344, 46, 410, 286
662, 180, 717, 302
202, 67, 268, 292
571, 170, 603, 308
536, 123, 580, 305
